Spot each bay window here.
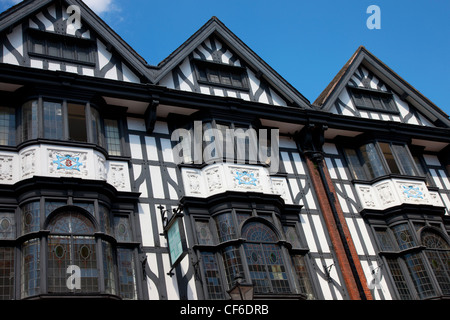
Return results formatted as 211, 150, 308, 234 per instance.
374, 222, 450, 299
344, 141, 421, 181
192, 205, 315, 300
0, 193, 140, 300
14, 98, 123, 156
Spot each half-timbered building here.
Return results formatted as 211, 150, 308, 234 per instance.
0, 0, 448, 300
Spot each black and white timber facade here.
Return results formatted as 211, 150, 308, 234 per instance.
0, 0, 448, 301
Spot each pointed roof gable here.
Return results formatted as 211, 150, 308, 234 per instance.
0, 0, 154, 82
154, 16, 311, 109
314, 46, 450, 127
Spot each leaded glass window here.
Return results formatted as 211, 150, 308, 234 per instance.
242, 222, 290, 294
21, 100, 38, 142
21, 201, 40, 234
201, 252, 225, 300
114, 216, 132, 242
117, 248, 137, 300
0, 212, 15, 240
47, 212, 98, 293
0, 106, 15, 146
21, 239, 40, 298
386, 258, 412, 300
421, 231, 450, 295
404, 253, 436, 299
104, 119, 122, 156
195, 220, 214, 245
291, 255, 314, 299
222, 246, 244, 289
215, 213, 236, 243
392, 224, 416, 250
0, 247, 14, 300
102, 241, 116, 295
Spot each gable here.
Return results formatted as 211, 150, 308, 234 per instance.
0, 0, 146, 83
331, 65, 435, 126
315, 47, 450, 128
156, 17, 311, 109
158, 35, 289, 106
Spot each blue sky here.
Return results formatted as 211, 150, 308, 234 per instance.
1, 0, 449, 115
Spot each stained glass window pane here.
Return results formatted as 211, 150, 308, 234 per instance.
195, 220, 214, 245
244, 243, 271, 293
215, 213, 236, 243
284, 226, 302, 249
73, 237, 98, 293
48, 211, 95, 234
0, 212, 15, 240
201, 252, 225, 300
114, 216, 132, 242
21, 201, 40, 234
422, 231, 450, 250
291, 255, 314, 299
117, 248, 137, 300
222, 246, 244, 289
21, 239, 40, 298
103, 241, 116, 295
48, 235, 71, 293
45, 200, 66, 218
242, 222, 278, 243
98, 204, 112, 235
392, 224, 415, 250
0, 247, 14, 300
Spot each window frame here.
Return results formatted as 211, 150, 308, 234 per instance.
373, 221, 450, 300
27, 29, 96, 67
191, 205, 315, 300
194, 58, 250, 91
13, 96, 125, 158
348, 86, 399, 114
343, 140, 422, 181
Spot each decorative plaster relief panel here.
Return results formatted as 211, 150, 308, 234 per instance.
356, 178, 443, 211
182, 163, 290, 203
0, 155, 14, 183
0, 145, 131, 192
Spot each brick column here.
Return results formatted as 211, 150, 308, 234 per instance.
297, 124, 372, 300
305, 155, 373, 300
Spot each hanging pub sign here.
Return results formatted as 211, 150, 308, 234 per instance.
159, 205, 188, 275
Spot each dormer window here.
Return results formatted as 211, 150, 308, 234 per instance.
348, 86, 397, 113
194, 59, 248, 90
28, 29, 95, 65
